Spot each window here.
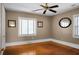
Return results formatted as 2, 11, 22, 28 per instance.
73, 14, 79, 38
18, 17, 37, 36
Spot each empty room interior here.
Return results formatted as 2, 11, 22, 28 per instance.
0, 3, 79, 55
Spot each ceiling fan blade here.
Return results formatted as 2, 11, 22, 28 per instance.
49, 5, 59, 8
33, 9, 43, 11
43, 10, 47, 14
49, 9, 57, 13
40, 5, 46, 8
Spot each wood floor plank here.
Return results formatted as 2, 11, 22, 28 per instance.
3, 41, 79, 55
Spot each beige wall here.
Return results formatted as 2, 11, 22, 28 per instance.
51, 8, 79, 44
6, 11, 52, 43
6, 8, 79, 44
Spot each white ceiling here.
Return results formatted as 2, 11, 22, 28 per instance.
4, 3, 79, 16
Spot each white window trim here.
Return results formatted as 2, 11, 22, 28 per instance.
18, 17, 37, 36
73, 14, 79, 38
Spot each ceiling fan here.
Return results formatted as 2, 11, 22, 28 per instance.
33, 3, 59, 14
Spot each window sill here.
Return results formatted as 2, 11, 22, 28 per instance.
18, 34, 36, 37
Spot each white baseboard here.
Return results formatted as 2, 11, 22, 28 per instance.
6, 39, 51, 47
6, 38, 79, 49
51, 39, 79, 49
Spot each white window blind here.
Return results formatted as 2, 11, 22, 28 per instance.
73, 14, 79, 38
18, 17, 37, 36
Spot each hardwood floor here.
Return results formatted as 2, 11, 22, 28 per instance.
3, 41, 79, 55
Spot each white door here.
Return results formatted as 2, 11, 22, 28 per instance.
0, 3, 2, 49
0, 3, 6, 54
1, 4, 6, 49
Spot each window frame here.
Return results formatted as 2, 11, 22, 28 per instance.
73, 14, 79, 38
18, 17, 37, 36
